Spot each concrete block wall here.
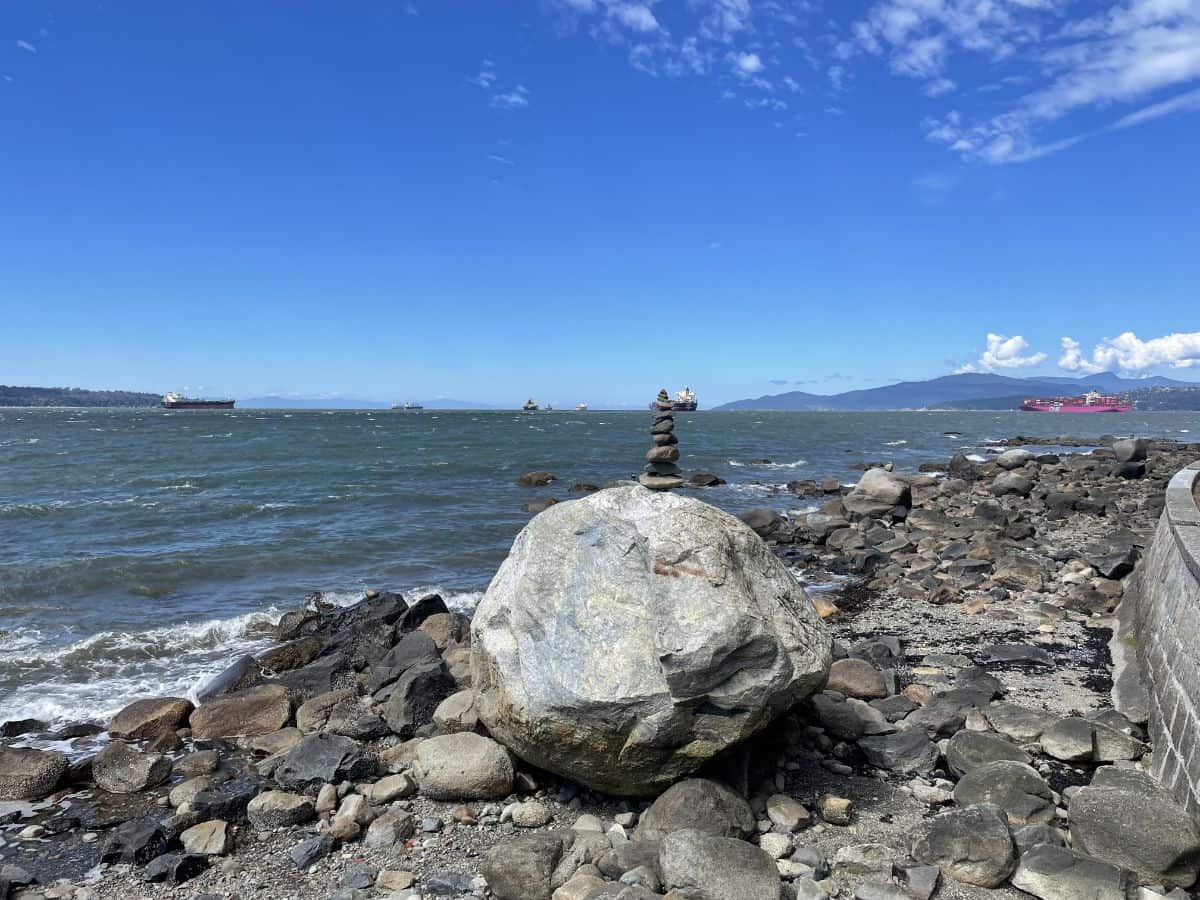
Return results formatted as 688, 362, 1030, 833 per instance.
1130, 460, 1200, 818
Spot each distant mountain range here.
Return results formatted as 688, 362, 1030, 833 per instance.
714, 372, 1196, 411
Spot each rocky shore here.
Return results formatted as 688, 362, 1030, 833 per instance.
2, 434, 1199, 900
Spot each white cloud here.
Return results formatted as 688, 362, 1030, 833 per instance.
16, 40, 37, 54
609, 3, 660, 32
924, 77, 956, 97
731, 51, 765, 74
959, 333, 1048, 373
491, 84, 531, 109
1060, 331, 1200, 373
468, 59, 497, 89
487, 153, 515, 165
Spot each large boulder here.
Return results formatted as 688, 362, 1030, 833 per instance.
107, 697, 193, 740
189, 684, 291, 740
471, 485, 831, 795
910, 803, 1016, 888
0, 746, 68, 800
273, 733, 376, 793
635, 778, 754, 842
1011, 844, 1137, 900
843, 469, 911, 519
412, 732, 514, 800
92, 742, 172, 794
658, 829, 782, 900
1069, 768, 1200, 887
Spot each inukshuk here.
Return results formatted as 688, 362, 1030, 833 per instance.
639, 388, 684, 490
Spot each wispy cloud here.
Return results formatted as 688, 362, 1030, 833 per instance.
491, 84, 531, 110
16, 40, 37, 54
488, 153, 515, 165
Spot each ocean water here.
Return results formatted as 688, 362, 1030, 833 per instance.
2, 406, 1198, 728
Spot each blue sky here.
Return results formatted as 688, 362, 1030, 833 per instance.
1, 0, 1197, 407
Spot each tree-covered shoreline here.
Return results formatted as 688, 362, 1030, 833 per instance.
0, 385, 160, 407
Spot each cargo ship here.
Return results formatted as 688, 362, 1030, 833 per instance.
391, 401, 423, 411
1019, 391, 1132, 413
161, 392, 235, 410
649, 386, 698, 412
522, 398, 539, 411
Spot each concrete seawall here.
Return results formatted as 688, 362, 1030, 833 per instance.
1129, 460, 1200, 817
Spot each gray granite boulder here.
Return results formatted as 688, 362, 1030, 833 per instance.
1070, 769, 1200, 887
953, 760, 1055, 826
658, 829, 782, 900
472, 485, 831, 795
92, 741, 172, 794
910, 803, 1015, 888
635, 778, 754, 842
1010, 844, 1137, 900
945, 730, 1029, 778
107, 697, 193, 740
843, 469, 911, 519
482, 833, 564, 900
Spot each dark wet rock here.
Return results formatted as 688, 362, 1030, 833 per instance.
659, 828, 782, 900
275, 733, 375, 793
195, 654, 263, 701
268, 652, 356, 700
92, 741, 172, 794
258, 636, 324, 673
523, 497, 558, 513
910, 803, 1016, 888
690, 472, 726, 487
1039, 717, 1096, 762
635, 777, 753, 842
190, 683, 291, 740
289, 834, 335, 868
143, 852, 209, 884
945, 730, 1030, 778
858, 727, 938, 774
0, 719, 46, 739
101, 817, 169, 865
383, 659, 457, 737
953, 760, 1055, 826
870, 695, 919, 722
396, 592, 451, 633
1070, 768, 1200, 887
1011, 844, 1137, 900
482, 832, 564, 900
190, 777, 260, 823
903, 703, 966, 739
1083, 537, 1139, 579
0, 746, 68, 801
367, 629, 442, 694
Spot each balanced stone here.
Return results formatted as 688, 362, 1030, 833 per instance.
639, 389, 683, 491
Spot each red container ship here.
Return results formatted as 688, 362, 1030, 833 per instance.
1019, 390, 1132, 413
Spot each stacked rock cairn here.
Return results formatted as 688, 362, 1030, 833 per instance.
639, 388, 684, 490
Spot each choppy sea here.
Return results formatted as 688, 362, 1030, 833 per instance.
3, 407, 1197, 728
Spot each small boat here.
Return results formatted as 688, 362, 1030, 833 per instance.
576, 402, 588, 412
161, 392, 235, 410
391, 401, 423, 412
1019, 391, 1132, 413
545, 403, 554, 411
522, 398, 539, 411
